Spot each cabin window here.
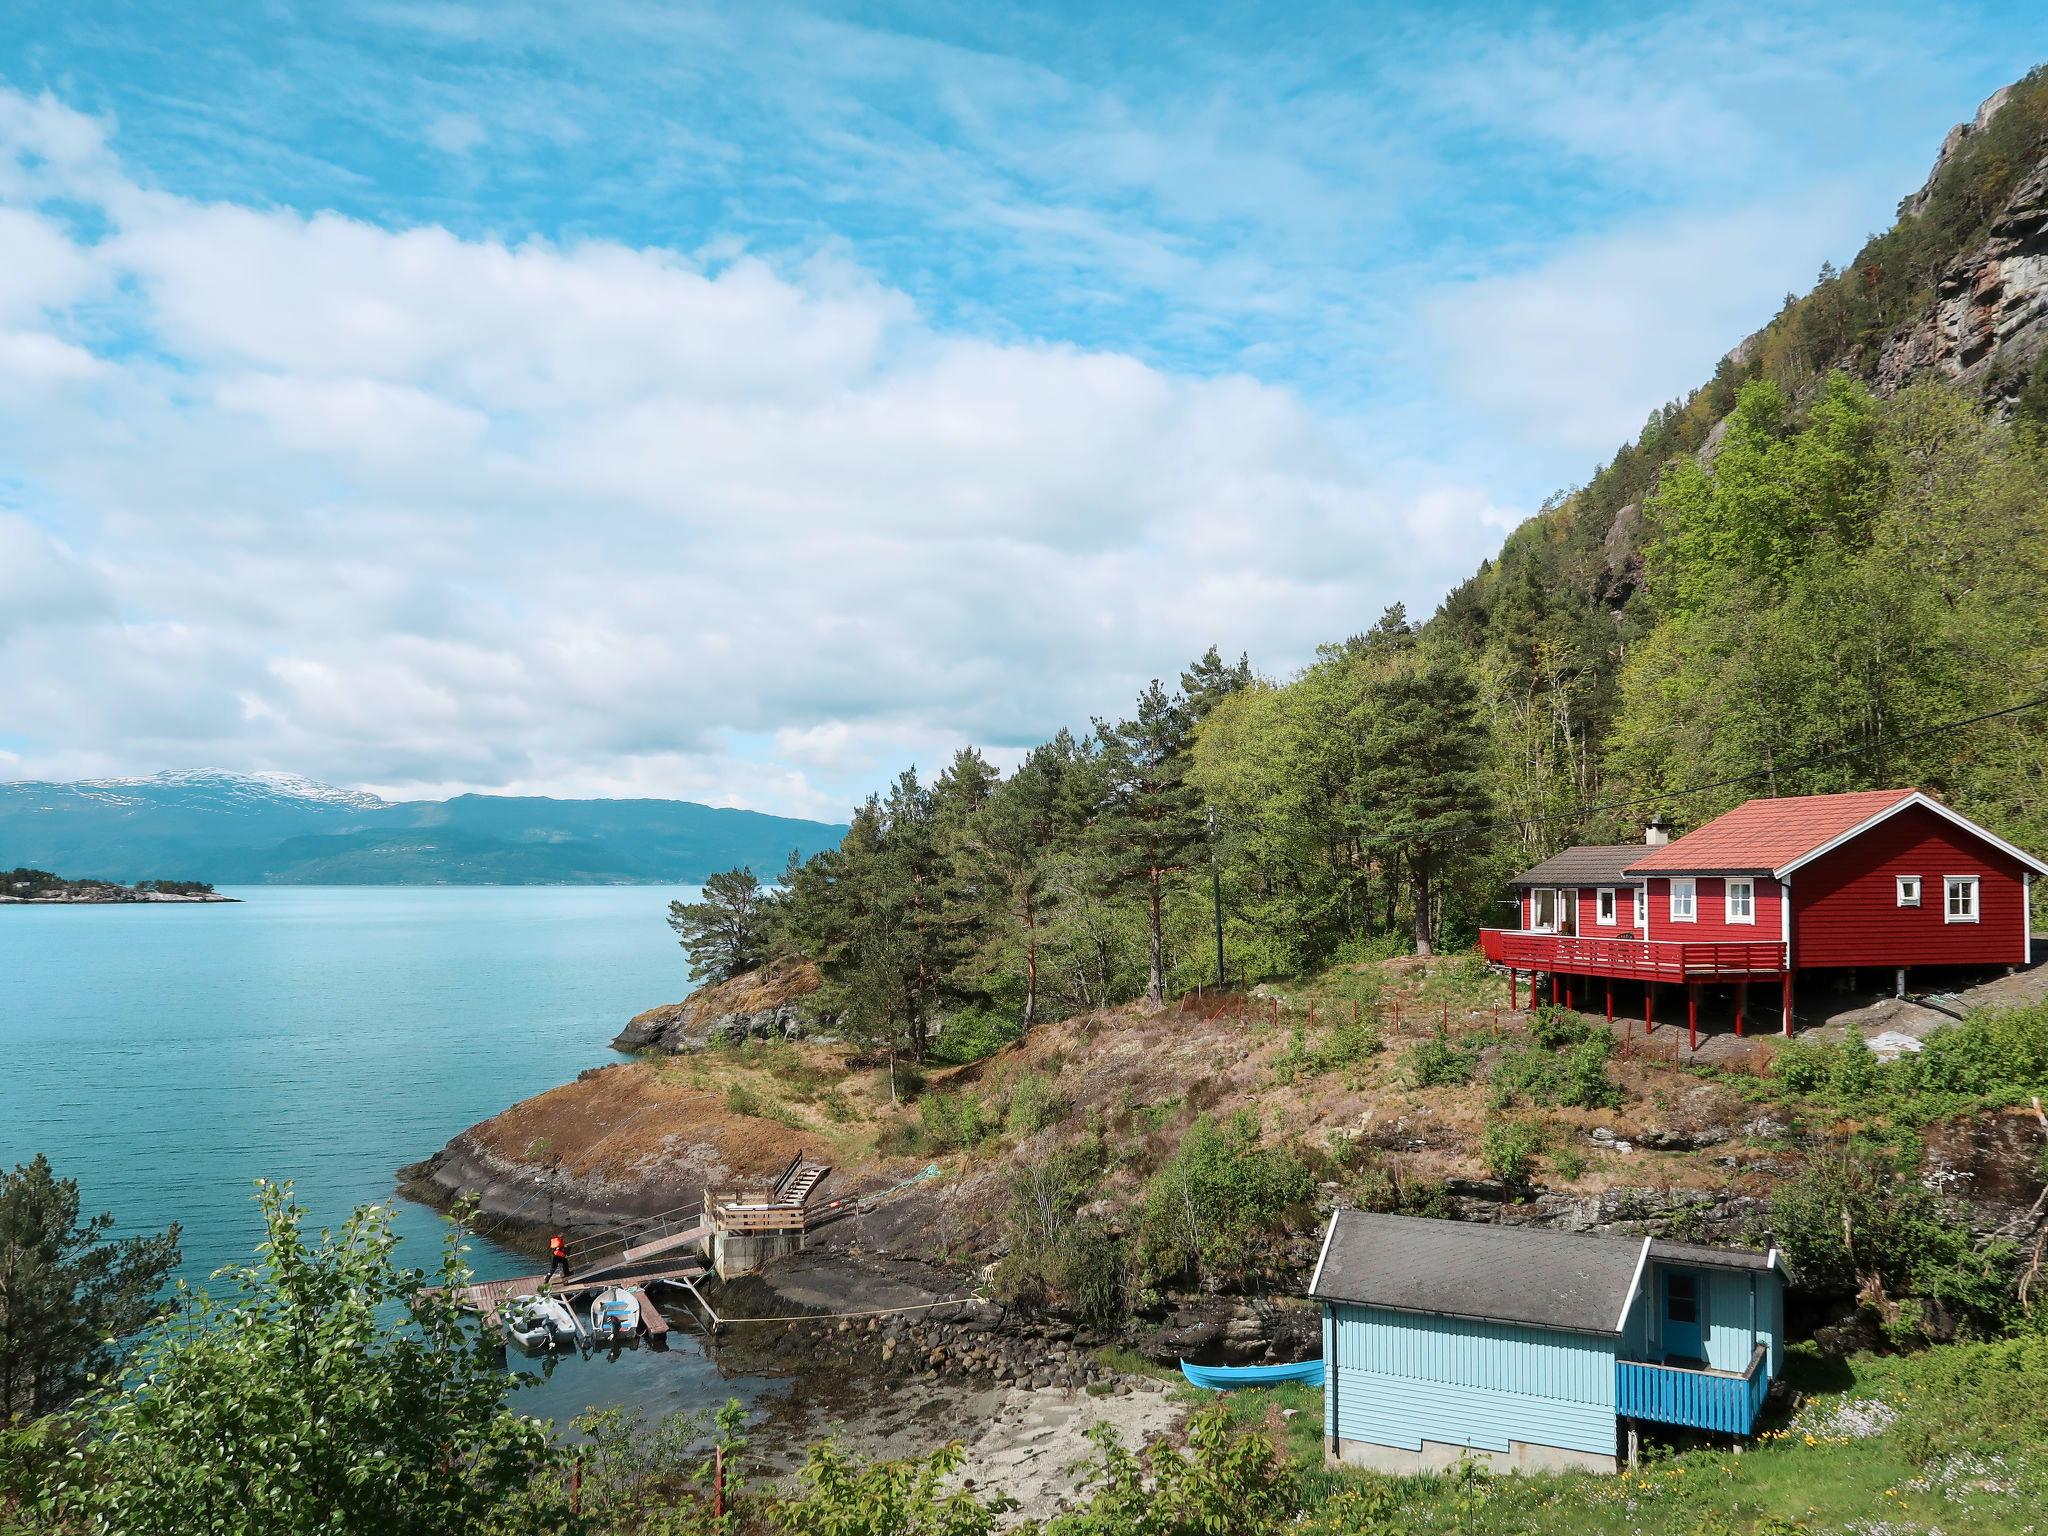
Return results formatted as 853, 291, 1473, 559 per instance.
1726, 878, 1755, 924
1531, 888, 1556, 931
1670, 878, 1697, 922
1596, 888, 1617, 925
1633, 884, 1647, 929
1896, 875, 1921, 908
1945, 876, 1979, 923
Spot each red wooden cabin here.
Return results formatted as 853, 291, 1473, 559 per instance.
1480, 790, 2043, 1045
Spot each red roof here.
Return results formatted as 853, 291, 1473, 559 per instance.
1624, 790, 1918, 875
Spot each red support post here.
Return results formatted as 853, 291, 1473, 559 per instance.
1509, 970, 1518, 1010
1782, 971, 1793, 1037
1687, 984, 1698, 1053
1551, 972, 1559, 1006
1645, 982, 1655, 1034
1606, 983, 1613, 1026
1735, 981, 1746, 1038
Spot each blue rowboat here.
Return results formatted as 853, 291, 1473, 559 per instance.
1179, 1358, 1324, 1390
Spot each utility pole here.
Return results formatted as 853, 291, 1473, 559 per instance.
1209, 807, 1225, 988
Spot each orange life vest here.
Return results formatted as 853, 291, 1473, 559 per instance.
549, 1234, 566, 1256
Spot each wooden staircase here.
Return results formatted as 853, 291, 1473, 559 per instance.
774, 1153, 831, 1208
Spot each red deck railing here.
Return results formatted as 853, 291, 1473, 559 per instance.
1479, 929, 1786, 980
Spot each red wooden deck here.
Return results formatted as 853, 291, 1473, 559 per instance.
1479, 929, 1785, 981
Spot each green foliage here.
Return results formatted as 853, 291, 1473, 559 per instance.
918, 1089, 993, 1151
1042, 1401, 1299, 1536
926, 1007, 1022, 1066
1762, 1006, 2048, 1120
1002, 1069, 1061, 1137
1769, 1143, 2020, 1331
1402, 1035, 1477, 1088
0, 1153, 182, 1420
1091, 678, 1205, 1007
773, 1439, 1009, 1536
31, 1183, 571, 1534
1479, 1118, 1546, 1187
667, 867, 767, 984
1139, 1112, 1314, 1283
1489, 1032, 1619, 1111
992, 1139, 1113, 1316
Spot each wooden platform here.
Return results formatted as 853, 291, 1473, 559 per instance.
426, 1258, 707, 1327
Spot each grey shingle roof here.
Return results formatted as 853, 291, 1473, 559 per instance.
1310, 1212, 1645, 1334
1508, 845, 1650, 888
1650, 1239, 1774, 1272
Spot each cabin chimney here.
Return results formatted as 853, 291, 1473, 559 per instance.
1644, 815, 1671, 847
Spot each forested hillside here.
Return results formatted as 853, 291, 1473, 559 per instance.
730, 69, 2048, 1062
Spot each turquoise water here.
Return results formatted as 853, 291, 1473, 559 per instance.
0, 885, 790, 1426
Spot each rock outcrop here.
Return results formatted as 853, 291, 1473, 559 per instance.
1876, 156, 2048, 400
612, 957, 834, 1052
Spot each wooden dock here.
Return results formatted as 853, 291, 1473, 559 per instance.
426, 1258, 708, 1327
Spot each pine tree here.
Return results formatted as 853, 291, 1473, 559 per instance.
1353, 656, 1490, 956
666, 867, 766, 982
1180, 645, 1254, 722
0, 1155, 181, 1419
1093, 680, 1202, 1007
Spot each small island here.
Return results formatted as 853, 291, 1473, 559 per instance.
2, 867, 238, 904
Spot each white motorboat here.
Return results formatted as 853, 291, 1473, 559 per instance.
502, 1293, 580, 1353
590, 1285, 639, 1343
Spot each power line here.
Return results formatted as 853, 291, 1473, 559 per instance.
1474, 688, 2048, 837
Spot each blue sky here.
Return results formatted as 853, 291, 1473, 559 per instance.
0, 3, 2043, 814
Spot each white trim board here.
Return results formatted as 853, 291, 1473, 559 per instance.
1309, 1214, 1339, 1297
1615, 1236, 1653, 1335
1772, 792, 2048, 880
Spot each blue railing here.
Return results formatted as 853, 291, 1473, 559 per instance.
1617, 1346, 1768, 1436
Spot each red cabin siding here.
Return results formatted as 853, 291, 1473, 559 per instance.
1643, 875, 1784, 944
1791, 803, 2028, 968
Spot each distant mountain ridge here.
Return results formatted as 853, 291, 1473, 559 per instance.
0, 770, 847, 885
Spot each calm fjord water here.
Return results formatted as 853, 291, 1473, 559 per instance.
0, 884, 789, 1424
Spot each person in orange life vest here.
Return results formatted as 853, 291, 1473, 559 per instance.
547, 1233, 571, 1281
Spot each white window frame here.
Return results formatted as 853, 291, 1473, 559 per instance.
1669, 878, 1697, 923
1596, 887, 1617, 926
1726, 877, 1756, 925
1634, 883, 1648, 933
1896, 875, 1921, 908
1944, 875, 1980, 924
1530, 887, 1557, 933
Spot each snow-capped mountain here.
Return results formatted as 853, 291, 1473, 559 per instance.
65, 769, 388, 812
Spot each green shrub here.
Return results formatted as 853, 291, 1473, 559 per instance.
1002, 1069, 1062, 1137
918, 1090, 992, 1150
1551, 1142, 1588, 1182
928, 1007, 1024, 1066
1480, 1118, 1545, 1187
1487, 1035, 1618, 1110
1773, 1037, 1832, 1093
1529, 1004, 1601, 1050
1828, 1027, 1883, 1098
1403, 1036, 1477, 1088
1053, 1219, 1130, 1332
1140, 1111, 1314, 1283
1769, 1142, 2021, 1330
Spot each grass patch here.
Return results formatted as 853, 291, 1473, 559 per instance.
1213, 1338, 2048, 1535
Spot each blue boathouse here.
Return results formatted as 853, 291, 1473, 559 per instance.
1308, 1211, 1786, 1474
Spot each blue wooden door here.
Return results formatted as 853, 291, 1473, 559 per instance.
1662, 1271, 1702, 1361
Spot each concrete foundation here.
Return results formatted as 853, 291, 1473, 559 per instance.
712, 1228, 804, 1278
1327, 1435, 1617, 1477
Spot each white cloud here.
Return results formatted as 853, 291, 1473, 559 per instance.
0, 88, 1489, 816
1425, 191, 1864, 456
